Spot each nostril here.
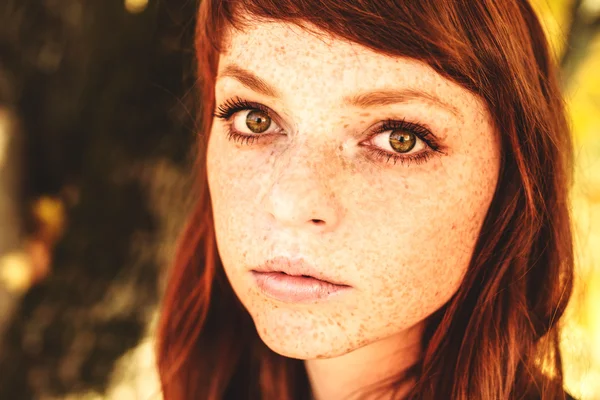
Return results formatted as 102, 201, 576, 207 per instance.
311, 219, 325, 224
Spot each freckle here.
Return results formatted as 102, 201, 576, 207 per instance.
313, 332, 318, 339
359, 112, 371, 117
343, 123, 349, 129
404, 182, 408, 190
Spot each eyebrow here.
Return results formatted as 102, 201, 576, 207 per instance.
220, 64, 282, 98
219, 63, 461, 117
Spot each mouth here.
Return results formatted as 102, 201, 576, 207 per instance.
250, 256, 352, 303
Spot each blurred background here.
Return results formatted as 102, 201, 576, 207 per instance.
0, 0, 598, 399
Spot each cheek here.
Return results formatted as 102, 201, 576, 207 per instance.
350, 155, 498, 333
206, 131, 268, 288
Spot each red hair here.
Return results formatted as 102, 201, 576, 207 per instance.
156, 1, 575, 398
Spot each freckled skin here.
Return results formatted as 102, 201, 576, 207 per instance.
206, 22, 501, 398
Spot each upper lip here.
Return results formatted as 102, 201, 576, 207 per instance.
251, 256, 351, 287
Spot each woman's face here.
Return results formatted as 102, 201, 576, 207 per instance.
206, 21, 501, 359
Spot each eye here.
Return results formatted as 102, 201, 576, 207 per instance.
361, 118, 444, 166
370, 129, 426, 155
213, 96, 285, 145
232, 109, 281, 135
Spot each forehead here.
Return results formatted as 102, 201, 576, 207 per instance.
221, 22, 422, 78
217, 21, 476, 116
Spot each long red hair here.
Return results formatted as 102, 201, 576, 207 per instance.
156, 1, 575, 398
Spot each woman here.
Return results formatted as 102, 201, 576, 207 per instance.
156, 0, 577, 399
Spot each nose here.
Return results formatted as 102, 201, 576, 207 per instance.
264, 144, 344, 233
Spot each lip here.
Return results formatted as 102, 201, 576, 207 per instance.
250, 256, 352, 303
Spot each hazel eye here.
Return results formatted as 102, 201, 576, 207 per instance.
232, 109, 280, 134
371, 129, 425, 155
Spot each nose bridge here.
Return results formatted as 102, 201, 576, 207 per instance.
274, 101, 344, 185
276, 133, 337, 182
263, 132, 344, 231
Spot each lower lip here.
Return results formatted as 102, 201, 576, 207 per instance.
251, 271, 351, 303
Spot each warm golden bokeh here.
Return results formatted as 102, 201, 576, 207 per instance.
532, 1, 600, 398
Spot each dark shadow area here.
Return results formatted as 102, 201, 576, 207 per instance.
0, 1, 197, 398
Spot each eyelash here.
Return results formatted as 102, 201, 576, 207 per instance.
213, 96, 443, 167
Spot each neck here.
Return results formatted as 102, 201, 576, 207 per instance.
304, 322, 424, 400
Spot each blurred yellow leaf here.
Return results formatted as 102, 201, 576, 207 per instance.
0, 251, 33, 293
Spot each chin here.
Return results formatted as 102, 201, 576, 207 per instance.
257, 327, 349, 360
248, 306, 362, 360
